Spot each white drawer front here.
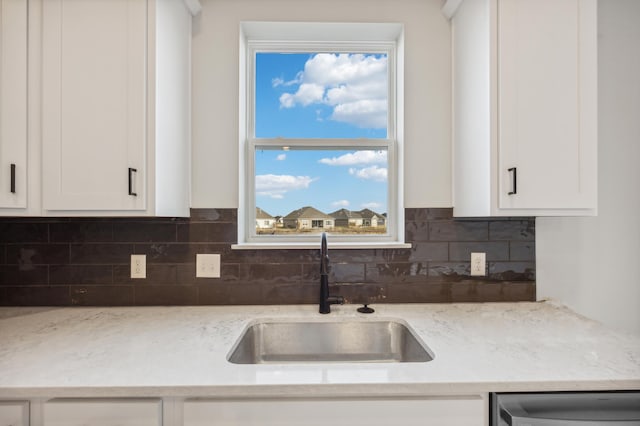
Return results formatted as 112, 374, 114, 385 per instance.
0, 401, 28, 426
44, 399, 161, 426
184, 397, 485, 426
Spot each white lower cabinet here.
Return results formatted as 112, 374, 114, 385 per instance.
3, 396, 486, 426
0, 401, 28, 426
183, 397, 485, 426
43, 399, 162, 426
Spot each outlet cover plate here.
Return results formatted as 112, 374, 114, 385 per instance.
197, 254, 221, 278
470, 252, 486, 276
131, 254, 146, 279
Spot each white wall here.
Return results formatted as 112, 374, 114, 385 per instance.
537, 0, 640, 335
190, 0, 452, 209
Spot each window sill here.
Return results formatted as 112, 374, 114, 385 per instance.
231, 242, 412, 250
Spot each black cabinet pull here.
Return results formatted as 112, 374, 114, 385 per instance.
128, 167, 137, 196
508, 167, 517, 195
10, 164, 16, 193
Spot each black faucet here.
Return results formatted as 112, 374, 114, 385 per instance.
319, 232, 344, 314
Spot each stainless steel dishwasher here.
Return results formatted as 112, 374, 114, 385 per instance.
491, 392, 640, 425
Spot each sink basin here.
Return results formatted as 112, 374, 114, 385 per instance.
227, 319, 434, 364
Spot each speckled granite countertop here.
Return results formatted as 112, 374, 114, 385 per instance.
0, 301, 638, 398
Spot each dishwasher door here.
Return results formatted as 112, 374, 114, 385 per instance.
492, 392, 640, 426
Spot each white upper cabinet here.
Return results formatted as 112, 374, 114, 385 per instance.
449, 0, 597, 217
42, 0, 192, 216
0, 0, 27, 211
42, 0, 146, 212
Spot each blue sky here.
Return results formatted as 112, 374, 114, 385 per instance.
254, 53, 389, 217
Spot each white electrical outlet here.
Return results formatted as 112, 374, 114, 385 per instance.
196, 254, 221, 278
130, 254, 146, 279
470, 252, 486, 276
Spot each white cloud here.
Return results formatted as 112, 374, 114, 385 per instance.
331, 100, 387, 128
277, 53, 387, 129
276, 154, 287, 161
255, 174, 314, 199
331, 200, 350, 208
279, 93, 295, 109
348, 165, 388, 182
279, 83, 324, 108
272, 72, 303, 88
303, 53, 387, 89
319, 150, 387, 166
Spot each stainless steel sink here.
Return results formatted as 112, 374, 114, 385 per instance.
227, 319, 434, 364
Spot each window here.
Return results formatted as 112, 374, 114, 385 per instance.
237, 22, 406, 248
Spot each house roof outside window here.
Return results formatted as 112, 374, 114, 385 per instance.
284, 206, 333, 221
256, 207, 275, 220
329, 208, 363, 220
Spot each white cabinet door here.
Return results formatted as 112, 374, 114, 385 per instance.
42, 0, 147, 211
44, 399, 161, 426
0, 0, 27, 209
0, 401, 28, 426
184, 398, 485, 426
497, 0, 597, 210
451, 0, 597, 217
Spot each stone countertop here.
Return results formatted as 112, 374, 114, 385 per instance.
0, 301, 638, 398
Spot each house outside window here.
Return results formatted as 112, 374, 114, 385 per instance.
236, 22, 407, 248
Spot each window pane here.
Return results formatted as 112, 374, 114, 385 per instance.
255, 52, 388, 139
255, 148, 388, 236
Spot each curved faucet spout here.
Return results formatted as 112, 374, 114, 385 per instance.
319, 232, 343, 314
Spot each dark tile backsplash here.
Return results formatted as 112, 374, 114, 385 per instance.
0, 208, 535, 306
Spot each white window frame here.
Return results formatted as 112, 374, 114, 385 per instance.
234, 22, 409, 249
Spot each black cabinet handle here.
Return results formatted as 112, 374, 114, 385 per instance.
128, 167, 137, 196
508, 167, 517, 195
10, 164, 16, 193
